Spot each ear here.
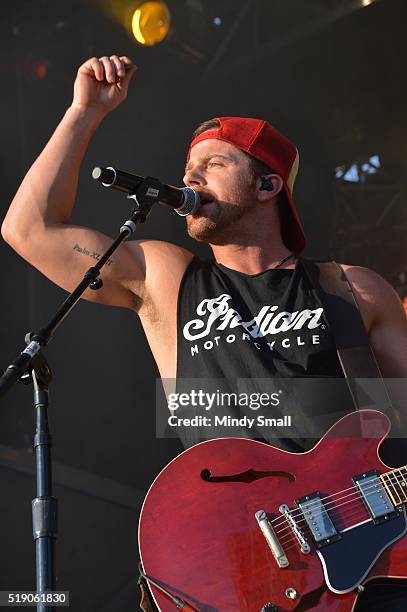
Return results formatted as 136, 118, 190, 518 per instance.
257, 174, 284, 202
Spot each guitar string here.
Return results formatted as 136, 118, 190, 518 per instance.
268, 481, 370, 528
270, 468, 407, 527
277, 486, 403, 557
273, 477, 384, 530
269, 470, 406, 531
278, 491, 405, 552
279, 508, 370, 550
273, 473, 405, 537
257, 470, 407, 552
397, 468, 407, 497
384, 470, 407, 504
272, 487, 379, 535
271, 472, 406, 537
276, 498, 369, 545
277, 505, 371, 548
383, 473, 403, 505
274, 483, 405, 543
276, 496, 376, 545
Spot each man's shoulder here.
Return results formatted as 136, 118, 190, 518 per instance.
126, 240, 196, 314
338, 265, 407, 379
340, 264, 394, 300
301, 259, 393, 313
129, 238, 193, 259
126, 238, 196, 274
339, 263, 404, 331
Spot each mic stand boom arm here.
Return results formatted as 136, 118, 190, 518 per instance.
0, 176, 160, 611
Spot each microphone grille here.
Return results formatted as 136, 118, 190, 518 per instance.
175, 188, 200, 216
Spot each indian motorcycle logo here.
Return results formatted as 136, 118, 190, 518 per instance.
182, 293, 325, 356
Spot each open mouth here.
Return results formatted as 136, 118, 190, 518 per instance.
197, 191, 216, 207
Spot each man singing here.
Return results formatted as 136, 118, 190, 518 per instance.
2, 55, 406, 610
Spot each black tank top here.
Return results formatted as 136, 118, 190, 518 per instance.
173, 257, 354, 449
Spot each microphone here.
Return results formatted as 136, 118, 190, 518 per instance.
92, 166, 200, 216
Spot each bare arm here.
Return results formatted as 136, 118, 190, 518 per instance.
368, 286, 407, 380
343, 265, 407, 439
342, 265, 407, 377
1, 55, 168, 310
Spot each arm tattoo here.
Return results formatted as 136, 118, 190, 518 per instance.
73, 243, 113, 267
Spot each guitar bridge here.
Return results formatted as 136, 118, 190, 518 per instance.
279, 504, 311, 554
255, 510, 289, 568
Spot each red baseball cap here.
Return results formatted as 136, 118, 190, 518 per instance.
187, 117, 305, 253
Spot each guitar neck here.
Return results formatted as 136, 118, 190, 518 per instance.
380, 465, 407, 506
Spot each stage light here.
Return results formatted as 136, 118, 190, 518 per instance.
335, 155, 381, 182
361, 0, 374, 6
131, 1, 170, 46
33, 61, 48, 80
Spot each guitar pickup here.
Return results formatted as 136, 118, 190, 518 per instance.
296, 492, 341, 548
353, 470, 396, 524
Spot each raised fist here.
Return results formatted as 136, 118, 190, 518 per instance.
72, 55, 137, 115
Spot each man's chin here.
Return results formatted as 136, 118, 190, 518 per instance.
186, 218, 219, 242
186, 200, 247, 244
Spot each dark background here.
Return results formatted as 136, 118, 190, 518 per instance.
0, 0, 406, 609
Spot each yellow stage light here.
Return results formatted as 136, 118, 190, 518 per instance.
131, 1, 170, 46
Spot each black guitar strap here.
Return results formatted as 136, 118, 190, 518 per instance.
300, 257, 393, 412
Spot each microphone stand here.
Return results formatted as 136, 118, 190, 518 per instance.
0, 177, 161, 611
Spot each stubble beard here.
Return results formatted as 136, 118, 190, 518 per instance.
186, 183, 256, 245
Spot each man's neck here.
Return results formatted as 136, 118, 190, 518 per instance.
210, 243, 295, 274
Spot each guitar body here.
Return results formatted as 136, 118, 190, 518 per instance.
138, 410, 407, 611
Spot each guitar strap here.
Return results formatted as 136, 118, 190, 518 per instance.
300, 257, 393, 412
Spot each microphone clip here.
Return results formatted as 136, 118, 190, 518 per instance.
126, 175, 163, 223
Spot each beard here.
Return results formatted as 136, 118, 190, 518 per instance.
186, 184, 256, 245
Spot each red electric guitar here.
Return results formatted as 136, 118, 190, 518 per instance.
138, 410, 407, 611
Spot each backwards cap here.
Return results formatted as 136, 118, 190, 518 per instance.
187, 116, 305, 253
